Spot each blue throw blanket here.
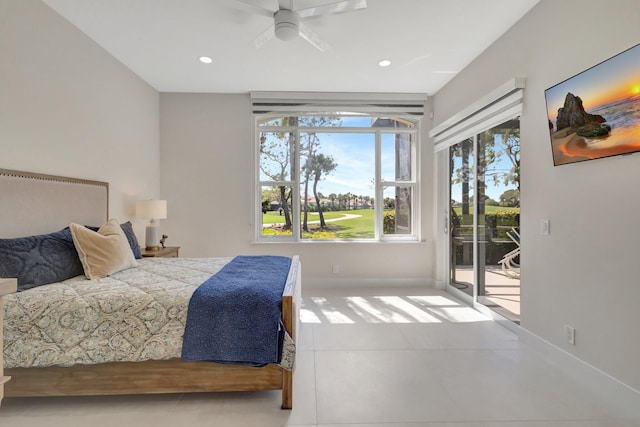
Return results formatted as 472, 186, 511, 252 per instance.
181, 255, 292, 366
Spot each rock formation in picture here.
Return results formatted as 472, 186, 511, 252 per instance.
555, 92, 610, 137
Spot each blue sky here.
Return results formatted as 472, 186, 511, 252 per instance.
307, 115, 417, 199
545, 43, 640, 121
303, 131, 412, 199
262, 133, 516, 203
261, 116, 518, 203
257, 115, 408, 199
315, 132, 375, 198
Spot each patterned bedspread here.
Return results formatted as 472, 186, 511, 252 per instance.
2, 257, 294, 370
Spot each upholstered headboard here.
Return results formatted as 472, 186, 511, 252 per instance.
0, 169, 108, 238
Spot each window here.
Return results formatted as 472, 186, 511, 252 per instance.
257, 114, 419, 241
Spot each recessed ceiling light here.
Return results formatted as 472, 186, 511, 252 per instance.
199, 56, 213, 64
378, 59, 391, 67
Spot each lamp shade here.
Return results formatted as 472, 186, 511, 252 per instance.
136, 200, 167, 219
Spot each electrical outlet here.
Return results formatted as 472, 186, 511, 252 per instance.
332, 264, 340, 274
564, 325, 576, 345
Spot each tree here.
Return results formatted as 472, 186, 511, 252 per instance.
499, 189, 520, 207
482, 125, 520, 191
328, 193, 337, 210
259, 117, 298, 230
453, 140, 473, 215
339, 193, 348, 210
300, 133, 320, 231
309, 153, 337, 228
450, 122, 520, 219
500, 128, 520, 191
384, 197, 395, 209
299, 116, 342, 232
261, 188, 280, 213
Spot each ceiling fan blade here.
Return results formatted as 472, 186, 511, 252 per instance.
253, 24, 275, 49
298, 0, 367, 19
299, 22, 331, 52
236, 0, 275, 18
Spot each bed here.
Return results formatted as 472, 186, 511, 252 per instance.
0, 168, 301, 409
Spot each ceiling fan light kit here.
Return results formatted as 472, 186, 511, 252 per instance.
274, 9, 299, 41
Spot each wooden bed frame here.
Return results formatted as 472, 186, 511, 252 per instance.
0, 168, 301, 409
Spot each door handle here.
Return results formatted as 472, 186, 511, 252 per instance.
444, 211, 449, 235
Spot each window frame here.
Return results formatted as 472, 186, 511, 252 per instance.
254, 113, 421, 243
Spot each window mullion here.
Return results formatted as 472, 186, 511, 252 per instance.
292, 129, 301, 240
375, 130, 382, 240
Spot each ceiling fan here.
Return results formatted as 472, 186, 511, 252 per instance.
238, 0, 367, 52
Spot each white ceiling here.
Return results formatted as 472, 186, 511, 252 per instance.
42, 0, 539, 94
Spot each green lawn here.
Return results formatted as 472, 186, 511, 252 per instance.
262, 209, 378, 239
262, 206, 519, 239
262, 210, 345, 224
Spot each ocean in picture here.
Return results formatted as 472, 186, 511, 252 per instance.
551, 94, 640, 165
590, 94, 640, 134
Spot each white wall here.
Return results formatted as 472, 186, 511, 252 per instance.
0, 0, 160, 236
432, 0, 640, 392
160, 93, 434, 285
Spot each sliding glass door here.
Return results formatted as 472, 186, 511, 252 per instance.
449, 138, 475, 297
448, 119, 521, 322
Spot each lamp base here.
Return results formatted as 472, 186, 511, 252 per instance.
145, 220, 160, 250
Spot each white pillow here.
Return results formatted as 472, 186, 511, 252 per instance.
70, 219, 139, 280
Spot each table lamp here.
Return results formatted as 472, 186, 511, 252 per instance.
136, 199, 167, 250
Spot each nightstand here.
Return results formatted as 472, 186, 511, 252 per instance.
141, 246, 180, 258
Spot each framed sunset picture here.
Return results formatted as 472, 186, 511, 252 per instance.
545, 43, 640, 166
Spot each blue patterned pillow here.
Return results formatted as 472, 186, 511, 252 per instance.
86, 221, 142, 259
120, 221, 143, 259
0, 227, 84, 292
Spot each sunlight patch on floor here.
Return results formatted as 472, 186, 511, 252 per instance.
370, 296, 442, 323
301, 292, 491, 324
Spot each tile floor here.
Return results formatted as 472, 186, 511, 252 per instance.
1, 287, 639, 426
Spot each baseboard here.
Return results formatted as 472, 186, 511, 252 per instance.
518, 327, 640, 419
434, 279, 446, 290
304, 277, 435, 289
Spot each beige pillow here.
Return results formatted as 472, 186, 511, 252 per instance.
70, 219, 139, 280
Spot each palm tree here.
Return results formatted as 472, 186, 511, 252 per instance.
329, 193, 337, 210
338, 193, 347, 210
